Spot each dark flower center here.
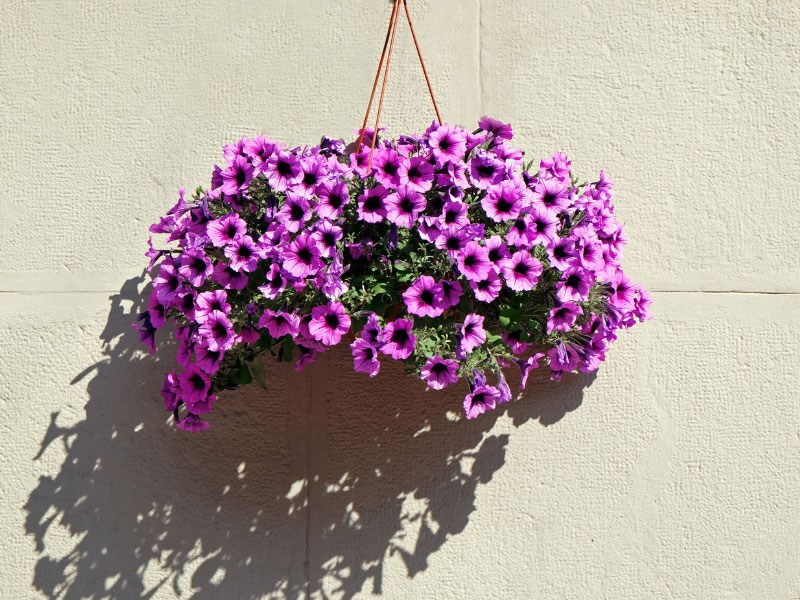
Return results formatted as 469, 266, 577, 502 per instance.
323, 233, 336, 247
488, 248, 501, 262
536, 218, 547, 232
445, 209, 458, 224
192, 257, 206, 272
325, 314, 340, 329
277, 161, 293, 176
543, 192, 557, 206
227, 225, 238, 239
566, 274, 581, 288
329, 194, 343, 209
553, 245, 568, 259
477, 279, 490, 291
191, 374, 206, 391
431, 362, 448, 375
237, 244, 252, 258
383, 162, 398, 176
400, 197, 414, 213
213, 322, 228, 338
515, 263, 529, 275
438, 137, 451, 151
291, 204, 305, 220
298, 248, 313, 263
408, 165, 421, 179
464, 255, 476, 267
235, 169, 247, 186
513, 219, 525, 232
446, 236, 461, 250
477, 164, 495, 178
496, 198, 512, 213
391, 328, 409, 344
304, 172, 318, 186
364, 195, 382, 211
421, 289, 434, 305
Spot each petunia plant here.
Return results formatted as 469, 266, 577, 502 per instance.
136, 117, 652, 432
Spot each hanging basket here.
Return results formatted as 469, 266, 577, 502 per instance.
135, 1, 651, 431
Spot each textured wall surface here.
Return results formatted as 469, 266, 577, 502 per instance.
2, 1, 799, 598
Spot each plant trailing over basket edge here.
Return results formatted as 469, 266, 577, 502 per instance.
134, 117, 652, 432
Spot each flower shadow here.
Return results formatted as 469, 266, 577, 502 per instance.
24, 274, 595, 599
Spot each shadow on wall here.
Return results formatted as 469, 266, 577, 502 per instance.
24, 275, 595, 599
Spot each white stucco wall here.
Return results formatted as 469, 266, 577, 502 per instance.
2, 1, 799, 598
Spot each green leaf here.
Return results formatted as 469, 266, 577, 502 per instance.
499, 306, 522, 329
231, 362, 253, 385
247, 357, 267, 389
282, 336, 295, 363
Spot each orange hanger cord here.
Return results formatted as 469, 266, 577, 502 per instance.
356, 0, 442, 168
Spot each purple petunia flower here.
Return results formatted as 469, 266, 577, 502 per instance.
219, 155, 254, 196
367, 147, 400, 186
540, 151, 572, 181
359, 312, 383, 346
312, 219, 343, 259
440, 200, 470, 228
517, 353, 546, 389
482, 180, 527, 222
632, 286, 653, 322
178, 363, 211, 406
456, 241, 492, 282
132, 312, 157, 353
178, 247, 213, 287
195, 346, 225, 374
152, 261, 183, 304
439, 279, 463, 308
548, 340, 580, 372
527, 204, 560, 246
556, 266, 594, 303
530, 178, 569, 213
385, 186, 426, 228
398, 155, 435, 193
258, 309, 300, 339
470, 269, 503, 302
195, 289, 231, 323
379, 319, 417, 360
502, 251, 543, 291
478, 116, 514, 140
207, 213, 247, 247
224, 234, 261, 273
351, 338, 381, 377
276, 193, 312, 233
198, 310, 237, 352
244, 135, 280, 174
547, 302, 584, 333
547, 237, 578, 271
265, 150, 302, 192
211, 261, 249, 290
435, 225, 469, 257
484, 235, 512, 271
402, 275, 445, 318
458, 313, 487, 354
176, 413, 210, 433
357, 186, 389, 223
258, 263, 287, 299
428, 124, 467, 165
297, 156, 327, 196
463, 385, 500, 419
316, 181, 350, 219
469, 150, 506, 189
283, 232, 323, 278
506, 214, 536, 248
147, 292, 168, 329
420, 356, 459, 390
607, 269, 636, 310
309, 302, 351, 346
161, 371, 180, 411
